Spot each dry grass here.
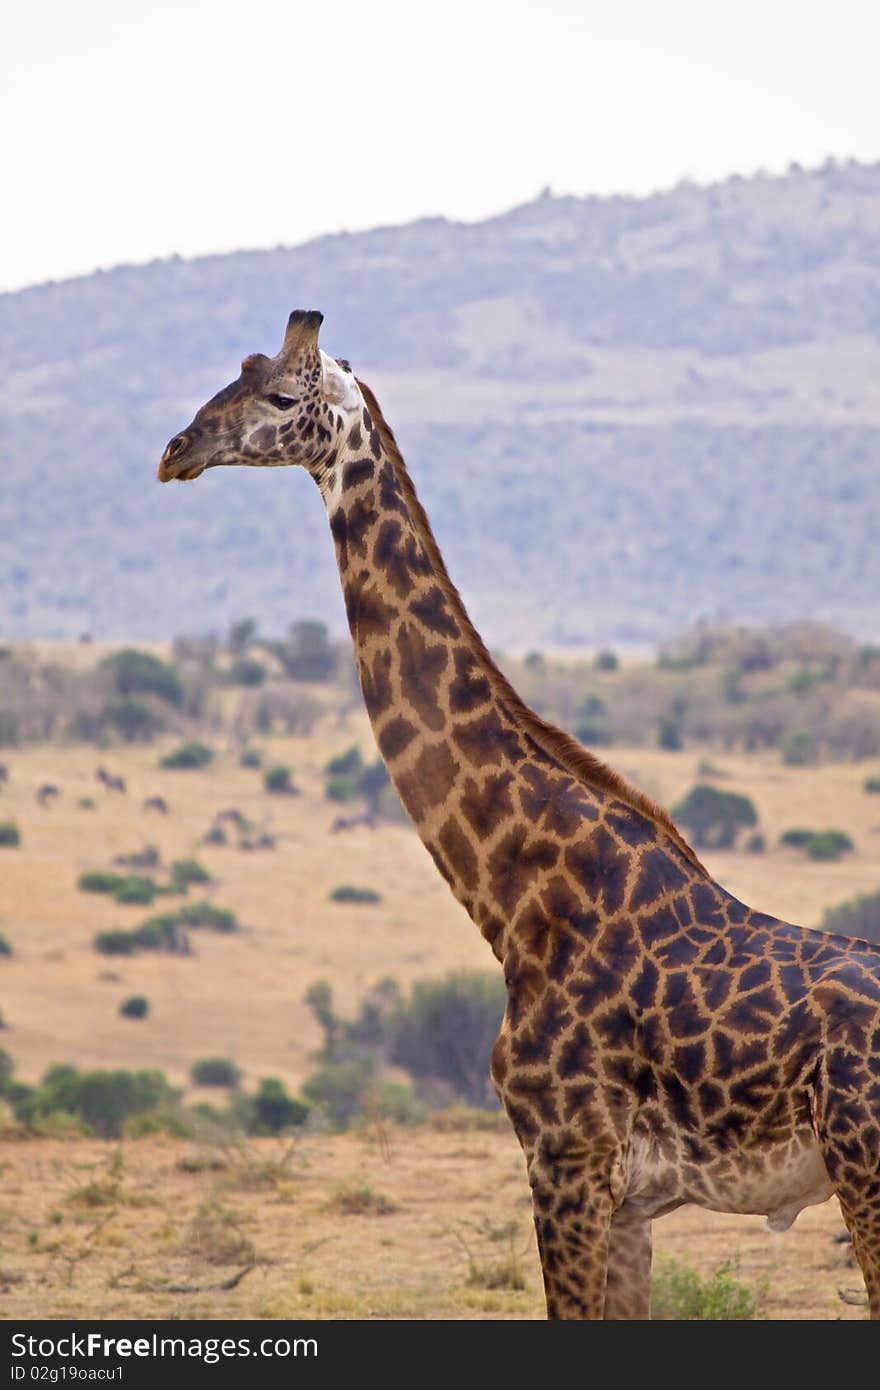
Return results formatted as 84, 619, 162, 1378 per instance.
0, 716, 876, 1318
0, 1131, 862, 1319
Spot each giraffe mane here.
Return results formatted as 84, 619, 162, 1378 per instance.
356, 378, 706, 873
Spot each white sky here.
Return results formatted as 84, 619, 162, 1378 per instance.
3, 0, 879, 292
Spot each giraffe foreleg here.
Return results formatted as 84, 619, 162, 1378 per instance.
604, 1213, 652, 1319
526, 1139, 620, 1319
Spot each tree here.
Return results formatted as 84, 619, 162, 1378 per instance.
389, 971, 506, 1108
672, 784, 758, 849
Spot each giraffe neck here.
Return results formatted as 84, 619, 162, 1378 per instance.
318, 381, 702, 954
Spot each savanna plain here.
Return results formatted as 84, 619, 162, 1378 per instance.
1, 627, 878, 1319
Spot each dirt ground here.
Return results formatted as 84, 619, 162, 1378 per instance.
0, 716, 877, 1320
0, 1131, 865, 1321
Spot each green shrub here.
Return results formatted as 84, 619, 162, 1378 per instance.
94, 930, 136, 956
131, 914, 181, 951
190, 1057, 242, 1088
325, 746, 363, 777
657, 715, 683, 750
16, 1063, 178, 1138
864, 776, 880, 794
651, 1257, 763, 1319
781, 730, 817, 766
822, 890, 880, 945
227, 657, 266, 687
79, 871, 125, 895
389, 971, 506, 1109
329, 885, 382, 905
177, 902, 238, 932
302, 1057, 377, 1130
326, 776, 359, 802
120, 995, 149, 1020
160, 741, 214, 770
805, 830, 854, 861
203, 824, 227, 845
595, 649, 618, 671
263, 764, 296, 795
100, 698, 164, 743
745, 832, 765, 854
251, 1077, 310, 1134
779, 828, 814, 848
780, 828, 854, 860
672, 785, 758, 849
239, 748, 262, 769
78, 871, 157, 903
0, 933, 12, 957
0, 822, 21, 847
170, 858, 211, 891
102, 649, 184, 706
277, 620, 337, 681
113, 875, 158, 905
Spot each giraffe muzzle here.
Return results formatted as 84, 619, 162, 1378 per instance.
157, 432, 205, 483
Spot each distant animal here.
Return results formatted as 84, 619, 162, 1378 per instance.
36, 784, 59, 806
95, 767, 126, 793
330, 814, 376, 834
143, 796, 169, 815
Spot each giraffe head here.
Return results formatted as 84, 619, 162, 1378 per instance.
157, 310, 361, 484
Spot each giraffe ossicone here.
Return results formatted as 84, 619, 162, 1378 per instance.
159, 310, 880, 1320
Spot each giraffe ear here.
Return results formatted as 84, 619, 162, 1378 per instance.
320, 351, 360, 408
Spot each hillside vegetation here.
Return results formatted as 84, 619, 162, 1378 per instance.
2, 161, 880, 645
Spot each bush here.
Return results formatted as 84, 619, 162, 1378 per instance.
114, 875, 158, 905
0, 822, 20, 847
326, 776, 359, 802
160, 741, 214, 770
190, 1058, 242, 1088
302, 1057, 377, 1130
745, 833, 765, 854
329, 885, 382, 905
672, 785, 758, 849
102, 649, 184, 706
657, 715, 683, 750
781, 730, 817, 766
227, 657, 266, 687
864, 776, 880, 794
130, 915, 182, 951
119, 995, 149, 1020
177, 902, 238, 932
276, 620, 337, 681
78, 871, 157, 904
822, 890, 880, 945
264, 764, 297, 795
251, 1077, 310, 1134
94, 930, 136, 956
0, 933, 12, 957
239, 748, 262, 768
780, 828, 854, 860
325, 746, 363, 777
651, 1257, 763, 1319
170, 858, 211, 891
100, 697, 165, 743
389, 970, 506, 1108
79, 871, 125, 895
15, 1063, 178, 1138
595, 649, 618, 671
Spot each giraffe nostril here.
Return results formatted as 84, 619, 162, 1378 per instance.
167, 434, 188, 458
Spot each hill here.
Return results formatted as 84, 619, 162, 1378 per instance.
2, 160, 880, 646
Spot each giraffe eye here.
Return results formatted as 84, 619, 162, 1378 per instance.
267, 394, 298, 410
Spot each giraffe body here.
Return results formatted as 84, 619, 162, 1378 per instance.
159, 311, 880, 1318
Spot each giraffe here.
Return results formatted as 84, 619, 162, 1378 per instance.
159, 309, 880, 1319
